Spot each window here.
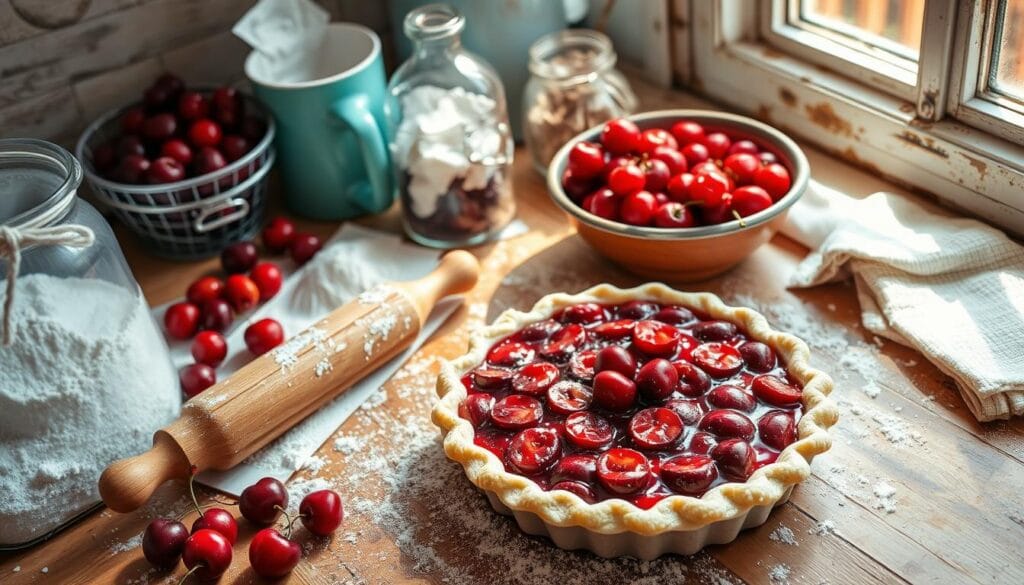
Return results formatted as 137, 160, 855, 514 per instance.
684, 0, 1024, 237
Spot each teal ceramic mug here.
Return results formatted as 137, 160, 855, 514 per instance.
245, 24, 392, 220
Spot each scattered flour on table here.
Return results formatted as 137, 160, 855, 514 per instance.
109, 532, 143, 554
809, 520, 837, 536
873, 482, 898, 514
332, 435, 365, 456
12, 566, 20, 572
768, 563, 791, 584
769, 524, 799, 545
0, 275, 179, 546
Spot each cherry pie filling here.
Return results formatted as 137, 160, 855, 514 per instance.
458, 301, 804, 509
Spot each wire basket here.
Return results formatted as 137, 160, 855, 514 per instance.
75, 94, 276, 260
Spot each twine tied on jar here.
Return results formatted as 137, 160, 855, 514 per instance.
0, 224, 95, 346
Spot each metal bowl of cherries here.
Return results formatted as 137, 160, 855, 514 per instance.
547, 110, 810, 281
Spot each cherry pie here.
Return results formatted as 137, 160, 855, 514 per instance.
433, 284, 837, 557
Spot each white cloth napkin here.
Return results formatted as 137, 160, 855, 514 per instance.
782, 183, 1024, 421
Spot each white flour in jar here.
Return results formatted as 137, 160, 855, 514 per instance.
0, 274, 179, 545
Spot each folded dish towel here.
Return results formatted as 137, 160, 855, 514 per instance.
782, 184, 1024, 422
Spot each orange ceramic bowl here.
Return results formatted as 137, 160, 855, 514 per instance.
547, 110, 810, 282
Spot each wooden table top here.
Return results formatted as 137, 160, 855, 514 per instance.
3, 88, 1023, 585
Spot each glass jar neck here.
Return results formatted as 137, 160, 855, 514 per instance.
404, 3, 465, 57
528, 29, 616, 85
0, 139, 81, 230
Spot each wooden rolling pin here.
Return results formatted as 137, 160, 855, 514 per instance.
99, 250, 479, 512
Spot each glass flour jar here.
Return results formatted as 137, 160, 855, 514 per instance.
387, 3, 516, 249
523, 29, 638, 173
0, 139, 179, 548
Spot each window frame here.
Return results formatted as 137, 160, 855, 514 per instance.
682, 0, 1024, 237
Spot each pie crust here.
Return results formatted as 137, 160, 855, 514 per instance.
432, 283, 838, 557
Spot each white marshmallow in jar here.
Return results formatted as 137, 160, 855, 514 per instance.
0, 139, 179, 548
387, 3, 516, 249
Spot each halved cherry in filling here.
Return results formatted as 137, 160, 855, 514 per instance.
592, 370, 637, 411
471, 367, 513, 390
512, 362, 560, 396
569, 349, 598, 381
596, 448, 651, 494
564, 412, 614, 449
628, 407, 684, 449
459, 393, 494, 427
664, 398, 706, 425
688, 431, 718, 455
706, 384, 756, 411
653, 305, 695, 326
540, 323, 587, 362
593, 319, 636, 339
672, 360, 712, 396
516, 319, 562, 342
738, 341, 776, 373
547, 380, 593, 414
632, 320, 681, 356
550, 453, 598, 484
692, 320, 738, 342
550, 480, 597, 503
636, 358, 678, 402
594, 346, 636, 378
691, 342, 744, 377
711, 438, 755, 480
487, 341, 536, 367
757, 409, 797, 450
751, 374, 803, 407
698, 410, 755, 441
506, 427, 561, 474
490, 394, 543, 430
618, 300, 660, 320
661, 454, 718, 495
561, 302, 606, 324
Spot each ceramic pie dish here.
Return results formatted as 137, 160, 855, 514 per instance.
432, 284, 838, 558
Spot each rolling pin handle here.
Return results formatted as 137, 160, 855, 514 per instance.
98, 431, 192, 513
400, 250, 481, 321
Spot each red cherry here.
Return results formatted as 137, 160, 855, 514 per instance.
758, 409, 797, 451
681, 142, 709, 165
665, 173, 694, 202
607, 164, 645, 196
551, 480, 597, 503
751, 375, 803, 406
671, 360, 713, 396
568, 141, 606, 178
636, 358, 679, 402
594, 345, 636, 378
165, 302, 200, 339
142, 518, 188, 570
471, 366, 513, 390
194, 146, 227, 175
707, 384, 756, 411
564, 411, 614, 449
738, 341, 776, 372
474, 428, 511, 458
239, 477, 288, 525
654, 305, 695, 326
91, 142, 117, 173
290, 233, 323, 265
759, 151, 778, 165
641, 158, 671, 192
596, 448, 650, 494
459, 393, 495, 427
116, 135, 146, 158
111, 155, 150, 184
689, 172, 729, 207
723, 153, 760, 185
212, 87, 244, 128
539, 323, 587, 362
632, 320, 681, 356
142, 114, 177, 142
754, 163, 792, 200
487, 340, 536, 367
728, 139, 760, 155
192, 508, 238, 544
249, 262, 283, 300
490, 394, 543, 429
619, 190, 657, 225
586, 187, 620, 220
221, 135, 250, 162
651, 146, 688, 175
702, 132, 732, 159
511, 362, 560, 395
689, 431, 718, 455
617, 299, 659, 319
550, 453, 598, 484
602, 154, 635, 180
249, 528, 301, 578
732, 185, 774, 217
224, 274, 260, 312
569, 349, 598, 381
701, 196, 736, 225
592, 370, 637, 411
699, 410, 755, 441
120, 107, 146, 135
188, 119, 223, 148
593, 319, 636, 339
299, 489, 344, 536
601, 118, 642, 154
191, 330, 228, 368
145, 156, 185, 184
691, 342, 744, 377
200, 299, 234, 332
516, 319, 562, 342
181, 529, 232, 581
262, 217, 297, 253
560, 302, 606, 324
669, 121, 705, 145
154, 73, 184, 96
638, 128, 678, 154
546, 380, 593, 415
653, 201, 696, 228
506, 427, 561, 474
661, 454, 718, 495
177, 91, 209, 121
220, 241, 258, 274
693, 320, 738, 341
711, 438, 755, 480
244, 318, 284, 355
664, 398, 706, 425
628, 407, 684, 449
143, 84, 171, 111
561, 167, 596, 201
160, 139, 193, 166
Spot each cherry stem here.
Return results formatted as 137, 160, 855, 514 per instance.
731, 209, 747, 227
178, 564, 201, 585
187, 470, 204, 519
275, 505, 303, 540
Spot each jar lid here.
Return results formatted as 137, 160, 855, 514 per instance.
528, 29, 616, 82
0, 139, 81, 230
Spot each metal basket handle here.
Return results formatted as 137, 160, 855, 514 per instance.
194, 198, 251, 233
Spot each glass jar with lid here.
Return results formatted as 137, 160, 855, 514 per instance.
523, 29, 638, 173
0, 139, 179, 548
386, 3, 516, 249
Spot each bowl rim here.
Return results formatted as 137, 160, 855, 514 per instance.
546, 109, 810, 241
